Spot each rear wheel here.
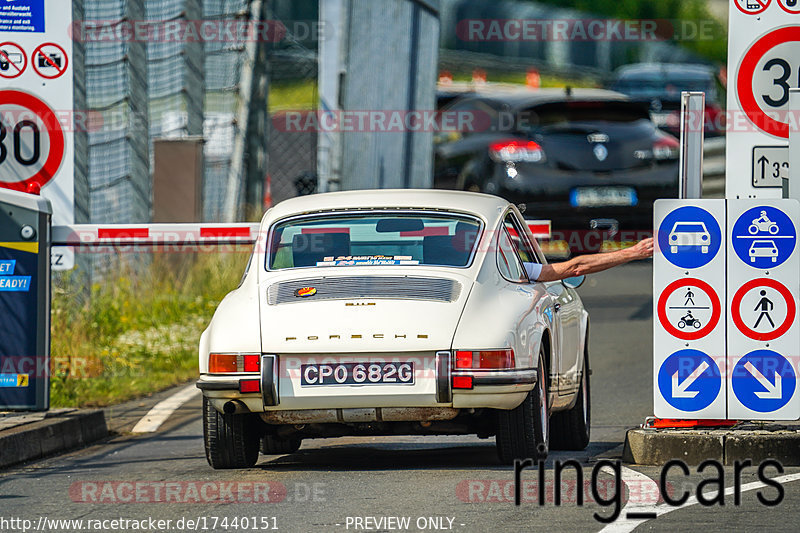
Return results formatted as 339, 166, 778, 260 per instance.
496, 348, 549, 464
550, 350, 591, 451
261, 434, 302, 455
203, 397, 260, 469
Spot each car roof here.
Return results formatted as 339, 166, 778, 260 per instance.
452, 87, 631, 112
612, 62, 715, 81
262, 189, 512, 224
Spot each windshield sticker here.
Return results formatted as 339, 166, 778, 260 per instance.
316, 255, 420, 266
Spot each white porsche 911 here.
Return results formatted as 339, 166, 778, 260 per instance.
197, 190, 590, 468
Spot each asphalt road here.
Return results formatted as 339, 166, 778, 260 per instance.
2, 262, 800, 533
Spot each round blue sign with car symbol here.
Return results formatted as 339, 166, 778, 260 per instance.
731, 206, 796, 269
657, 206, 722, 269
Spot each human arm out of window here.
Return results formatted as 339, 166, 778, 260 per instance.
525, 238, 653, 282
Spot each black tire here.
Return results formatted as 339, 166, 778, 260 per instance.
496, 348, 550, 464
203, 397, 260, 469
261, 434, 302, 455
550, 351, 591, 451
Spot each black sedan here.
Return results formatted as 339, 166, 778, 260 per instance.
433, 88, 679, 252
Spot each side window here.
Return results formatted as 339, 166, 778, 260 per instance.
497, 226, 527, 283
503, 213, 541, 265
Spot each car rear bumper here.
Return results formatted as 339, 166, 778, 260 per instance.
488, 162, 678, 231
196, 353, 536, 419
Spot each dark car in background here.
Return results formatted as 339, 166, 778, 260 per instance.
608, 63, 725, 138
433, 88, 680, 252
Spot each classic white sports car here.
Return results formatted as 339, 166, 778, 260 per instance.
197, 190, 590, 468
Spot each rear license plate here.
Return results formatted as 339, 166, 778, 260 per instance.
300, 362, 415, 386
570, 187, 637, 207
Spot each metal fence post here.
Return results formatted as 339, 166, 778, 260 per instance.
679, 91, 705, 199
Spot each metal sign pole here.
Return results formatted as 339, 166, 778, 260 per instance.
679, 91, 706, 199
788, 89, 800, 200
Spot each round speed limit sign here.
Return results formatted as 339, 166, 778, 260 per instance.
738, 26, 800, 139
0, 90, 65, 192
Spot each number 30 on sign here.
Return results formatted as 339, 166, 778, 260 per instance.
0, 90, 65, 193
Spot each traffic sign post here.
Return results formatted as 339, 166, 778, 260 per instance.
0, 1, 74, 270
727, 199, 800, 420
654, 200, 727, 418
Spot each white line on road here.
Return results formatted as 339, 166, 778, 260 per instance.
598, 466, 661, 533
599, 468, 800, 533
131, 384, 200, 433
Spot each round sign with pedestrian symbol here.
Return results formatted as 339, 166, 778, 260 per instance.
731, 205, 796, 268
657, 278, 722, 341
658, 349, 722, 412
731, 278, 796, 341
657, 206, 722, 269
732, 350, 796, 412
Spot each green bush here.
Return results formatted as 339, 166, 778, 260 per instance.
50, 252, 249, 407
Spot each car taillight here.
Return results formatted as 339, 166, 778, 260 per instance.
455, 349, 515, 369
489, 139, 545, 163
653, 135, 679, 160
209, 353, 261, 373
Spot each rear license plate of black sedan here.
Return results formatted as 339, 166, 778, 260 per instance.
300, 362, 415, 386
570, 187, 637, 207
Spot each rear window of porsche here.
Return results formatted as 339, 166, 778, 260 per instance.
267, 212, 482, 270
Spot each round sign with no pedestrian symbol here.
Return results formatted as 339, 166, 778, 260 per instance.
731, 278, 796, 341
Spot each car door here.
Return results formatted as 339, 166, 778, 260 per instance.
505, 211, 582, 394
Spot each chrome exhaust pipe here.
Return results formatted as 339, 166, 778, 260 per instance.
223, 400, 248, 415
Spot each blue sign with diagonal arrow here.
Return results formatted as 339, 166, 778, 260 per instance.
657, 349, 722, 412
731, 350, 796, 412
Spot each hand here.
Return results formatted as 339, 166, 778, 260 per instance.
626, 238, 654, 260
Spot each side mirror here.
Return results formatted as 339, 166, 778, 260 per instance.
563, 275, 585, 289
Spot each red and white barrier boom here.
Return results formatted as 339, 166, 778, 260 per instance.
51, 221, 551, 248
51, 224, 262, 247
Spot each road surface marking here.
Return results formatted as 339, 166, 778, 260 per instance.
131, 384, 200, 433
599, 468, 800, 533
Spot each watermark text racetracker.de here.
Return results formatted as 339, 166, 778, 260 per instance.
456, 18, 722, 42
0, 516, 279, 532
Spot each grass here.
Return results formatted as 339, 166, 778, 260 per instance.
50, 252, 250, 408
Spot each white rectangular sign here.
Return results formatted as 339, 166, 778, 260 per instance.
727, 199, 800, 420
653, 199, 727, 419
726, 1, 800, 199
0, 0, 75, 269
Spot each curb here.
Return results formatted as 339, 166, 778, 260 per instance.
623, 426, 800, 466
0, 409, 108, 469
